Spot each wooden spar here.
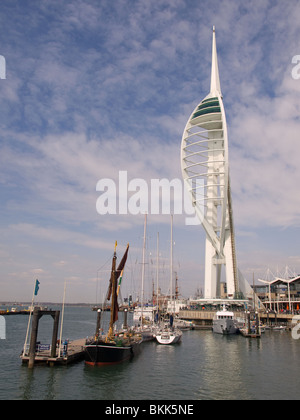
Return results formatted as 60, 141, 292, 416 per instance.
107, 241, 118, 340
106, 241, 130, 341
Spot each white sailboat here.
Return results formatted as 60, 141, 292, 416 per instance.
155, 215, 182, 345
133, 214, 156, 342
155, 323, 182, 344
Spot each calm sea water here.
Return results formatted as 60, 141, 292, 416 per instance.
0, 306, 299, 400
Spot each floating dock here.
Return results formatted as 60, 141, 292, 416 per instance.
239, 311, 261, 338
21, 338, 86, 366
239, 329, 261, 339
21, 307, 86, 368
179, 308, 296, 330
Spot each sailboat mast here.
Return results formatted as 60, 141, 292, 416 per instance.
108, 241, 118, 339
141, 214, 147, 326
156, 232, 159, 311
170, 215, 174, 314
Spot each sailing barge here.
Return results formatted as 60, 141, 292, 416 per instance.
84, 242, 142, 366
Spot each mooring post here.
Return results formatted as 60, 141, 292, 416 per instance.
255, 312, 260, 335
123, 308, 128, 329
247, 311, 251, 335
28, 308, 40, 369
95, 309, 102, 337
51, 311, 60, 358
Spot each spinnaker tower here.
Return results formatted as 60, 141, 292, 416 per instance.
181, 27, 253, 301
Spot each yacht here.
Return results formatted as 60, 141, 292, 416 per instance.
155, 216, 183, 345
133, 306, 155, 324
213, 305, 239, 335
155, 323, 182, 345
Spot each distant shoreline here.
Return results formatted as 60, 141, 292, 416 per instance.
0, 302, 95, 307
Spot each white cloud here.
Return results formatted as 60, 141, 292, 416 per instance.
1, 0, 300, 301
229, 68, 300, 228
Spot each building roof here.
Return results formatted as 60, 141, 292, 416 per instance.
258, 275, 300, 287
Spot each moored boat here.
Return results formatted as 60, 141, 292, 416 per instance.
84, 242, 142, 366
155, 313, 182, 345
155, 326, 182, 345
85, 332, 142, 366
155, 216, 183, 346
272, 325, 286, 331
132, 324, 157, 342
213, 305, 239, 335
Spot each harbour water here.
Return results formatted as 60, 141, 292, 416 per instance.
1, 306, 299, 400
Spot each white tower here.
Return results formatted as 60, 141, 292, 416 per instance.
181, 27, 247, 300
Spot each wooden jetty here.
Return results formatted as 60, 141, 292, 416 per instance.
21, 307, 86, 368
21, 338, 86, 366
239, 311, 261, 339
239, 329, 261, 339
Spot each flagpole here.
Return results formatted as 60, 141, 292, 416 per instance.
22, 279, 38, 357
58, 280, 67, 358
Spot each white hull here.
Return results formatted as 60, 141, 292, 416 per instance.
174, 319, 195, 330
133, 307, 155, 323
213, 319, 239, 335
155, 328, 182, 345
213, 306, 239, 335
133, 325, 157, 342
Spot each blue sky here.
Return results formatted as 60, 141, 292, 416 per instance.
1, 0, 300, 303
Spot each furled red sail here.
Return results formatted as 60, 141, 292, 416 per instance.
107, 243, 129, 325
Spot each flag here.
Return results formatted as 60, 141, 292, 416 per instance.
34, 279, 40, 296
117, 269, 124, 297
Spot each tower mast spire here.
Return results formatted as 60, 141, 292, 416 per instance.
210, 26, 222, 97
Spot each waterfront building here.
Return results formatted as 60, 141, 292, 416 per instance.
258, 270, 300, 314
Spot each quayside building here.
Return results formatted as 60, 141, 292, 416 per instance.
257, 270, 300, 314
